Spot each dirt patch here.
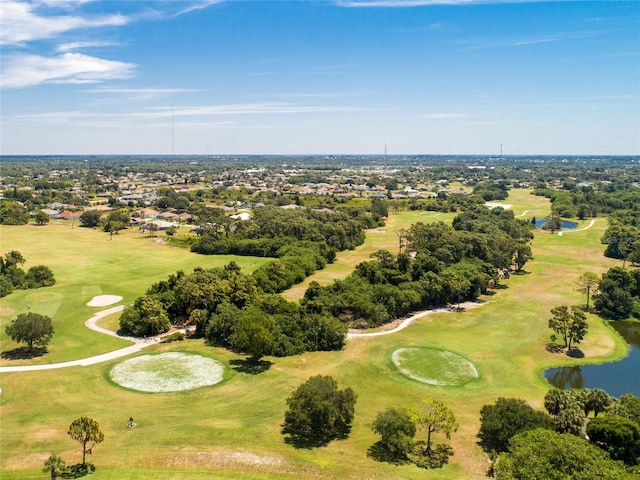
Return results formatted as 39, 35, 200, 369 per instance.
87, 295, 123, 307
4, 452, 50, 470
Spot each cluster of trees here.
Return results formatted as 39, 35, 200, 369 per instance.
371, 400, 458, 469
79, 209, 131, 236
602, 224, 640, 267
478, 390, 640, 478
192, 205, 370, 254
0, 250, 55, 298
594, 267, 640, 320
119, 262, 347, 359
548, 305, 589, 353
300, 206, 533, 327
190, 205, 376, 293
0, 200, 30, 225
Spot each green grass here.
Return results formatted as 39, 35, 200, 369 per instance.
391, 347, 478, 386
0, 193, 631, 479
0, 222, 269, 365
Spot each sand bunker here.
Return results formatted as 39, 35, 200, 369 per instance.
87, 295, 123, 307
110, 352, 224, 393
392, 347, 478, 386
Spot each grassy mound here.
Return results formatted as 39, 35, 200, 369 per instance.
391, 347, 479, 386
110, 352, 224, 392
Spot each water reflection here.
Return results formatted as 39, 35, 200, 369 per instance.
545, 321, 640, 397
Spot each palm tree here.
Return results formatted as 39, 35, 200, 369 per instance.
43, 455, 65, 480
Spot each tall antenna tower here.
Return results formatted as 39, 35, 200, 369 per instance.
384, 141, 388, 162
500, 144, 503, 157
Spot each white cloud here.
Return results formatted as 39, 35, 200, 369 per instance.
1, 53, 135, 89
83, 87, 201, 101
174, 0, 225, 16
57, 41, 122, 52
6, 103, 357, 124
0, 1, 129, 45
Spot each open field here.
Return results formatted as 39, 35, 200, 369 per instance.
0, 191, 630, 479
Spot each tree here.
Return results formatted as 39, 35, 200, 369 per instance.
0, 200, 29, 225
409, 399, 458, 453
79, 210, 102, 228
229, 309, 276, 361
2, 250, 26, 270
548, 305, 588, 352
607, 393, 640, 425
5, 312, 54, 349
495, 428, 630, 480
478, 397, 554, 452
586, 388, 612, 417
68, 416, 104, 466
104, 210, 130, 235
575, 272, 600, 310
119, 296, 170, 337
513, 242, 532, 272
372, 407, 416, 458
25, 265, 56, 288
587, 415, 640, 465
282, 375, 356, 447
35, 210, 50, 225
43, 455, 66, 480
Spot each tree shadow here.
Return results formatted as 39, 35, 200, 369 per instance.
61, 463, 95, 478
545, 342, 565, 354
283, 425, 351, 449
229, 358, 272, 375
367, 441, 410, 465
567, 348, 585, 358
512, 270, 530, 275
1, 346, 47, 360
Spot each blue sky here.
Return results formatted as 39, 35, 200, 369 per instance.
1, 0, 638, 155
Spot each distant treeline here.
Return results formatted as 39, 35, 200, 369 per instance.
191, 205, 375, 293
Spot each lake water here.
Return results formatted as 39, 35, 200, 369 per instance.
534, 219, 578, 229
544, 321, 640, 397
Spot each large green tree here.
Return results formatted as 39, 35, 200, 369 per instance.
548, 305, 588, 351
478, 397, 554, 452
68, 416, 104, 466
5, 312, 54, 349
495, 428, 631, 480
35, 210, 50, 225
587, 415, 640, 465
282, 375, 356, 447
119, 297, 170, 337
371, 407, 416, 458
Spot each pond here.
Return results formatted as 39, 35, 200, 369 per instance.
534, 219, 578, 229
544, 321, 640, 397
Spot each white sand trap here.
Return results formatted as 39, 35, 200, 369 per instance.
87, 295, 123, 307
110, 352, 224, 393
484, 202, 512, 209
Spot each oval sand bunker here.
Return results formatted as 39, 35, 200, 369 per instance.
392, 347, 478, 386
110, 352, 224, 392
